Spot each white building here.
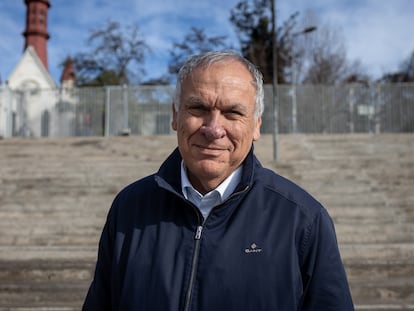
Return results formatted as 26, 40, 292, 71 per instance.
0, 0, 76, 138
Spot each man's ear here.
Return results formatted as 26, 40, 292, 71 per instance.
253, 117, 262, 141
171, 102, 178, 131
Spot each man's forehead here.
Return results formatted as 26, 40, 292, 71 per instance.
185, 64, 255, 88
186, 95, 248, 108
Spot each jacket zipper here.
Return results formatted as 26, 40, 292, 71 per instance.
184, 225, 203, 311
183, 186, 250, 311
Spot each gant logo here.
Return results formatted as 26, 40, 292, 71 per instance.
244, 243, 262, 254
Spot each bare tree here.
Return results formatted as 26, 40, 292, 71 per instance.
301, 19, 349, 84
380, 50, 414, 83
168, 27, 230, 77
71, 20, 149, 86
230, 0, 299, 84
295, 12, 369, 85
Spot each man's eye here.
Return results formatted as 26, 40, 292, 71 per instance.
189, 105, 205, 111
226, 110, 243, 117
188, 105, 208, 114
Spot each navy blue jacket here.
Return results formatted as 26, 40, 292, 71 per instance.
83, 147, 354, 310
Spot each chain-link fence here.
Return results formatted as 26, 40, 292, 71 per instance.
265, 84, 414, 134
1, 83, 413, 138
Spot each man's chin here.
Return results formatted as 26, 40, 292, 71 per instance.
191, 160, 226, 178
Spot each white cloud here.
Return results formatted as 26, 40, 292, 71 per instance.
334, 0, 413, 77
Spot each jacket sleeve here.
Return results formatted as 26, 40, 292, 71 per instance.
82, 209, 115, 311
299, 208, 355, 311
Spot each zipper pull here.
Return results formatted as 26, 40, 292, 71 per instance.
195, 226, 203, 240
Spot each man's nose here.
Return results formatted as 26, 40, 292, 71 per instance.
200, 113, 226, 140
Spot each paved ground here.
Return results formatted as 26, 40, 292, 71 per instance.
0, 134, 413, 310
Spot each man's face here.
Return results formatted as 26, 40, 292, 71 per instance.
172, 60, 261, 194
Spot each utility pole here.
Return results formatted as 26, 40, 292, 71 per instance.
271, 0, 278, 160
291, 26, 317, 133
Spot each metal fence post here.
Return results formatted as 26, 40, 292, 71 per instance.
122, 84, 130, 135
5, 86, 13, 137
292, 85, 297, 133
375, 84, 381, 133
271, 0, 278, 160
349, 86, 355, 133
105, 86, 110, 137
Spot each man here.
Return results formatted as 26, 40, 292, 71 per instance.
83, 51, 354, 310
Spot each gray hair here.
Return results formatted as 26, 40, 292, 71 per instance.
173, 50, 264, 119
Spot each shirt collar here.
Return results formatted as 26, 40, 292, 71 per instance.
181, 160, 243, 202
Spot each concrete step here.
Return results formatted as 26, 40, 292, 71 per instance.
327, 206, 399, 223
0, 260, 93, 287
0, 282, 87, 309
0, 308, 78, 311
340, 243, 414, 262
0, 260, 92, 309
0, 246, 97, 261
346, 261, 414, 283
335, 223, 414, 243
354, 304, 414, 311
350, 278, 414, 306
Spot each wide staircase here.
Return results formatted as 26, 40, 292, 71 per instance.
0, 134, 413, 310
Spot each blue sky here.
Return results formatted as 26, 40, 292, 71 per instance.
0, 0, 413, 84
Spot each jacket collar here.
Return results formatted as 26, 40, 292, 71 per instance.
155, 145, 260, 196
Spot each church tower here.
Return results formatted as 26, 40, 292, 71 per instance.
23, 0, 51, 70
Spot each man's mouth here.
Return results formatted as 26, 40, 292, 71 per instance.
194, 144, 227, 155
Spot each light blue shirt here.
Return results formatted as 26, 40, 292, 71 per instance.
181, 161, 242, 220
